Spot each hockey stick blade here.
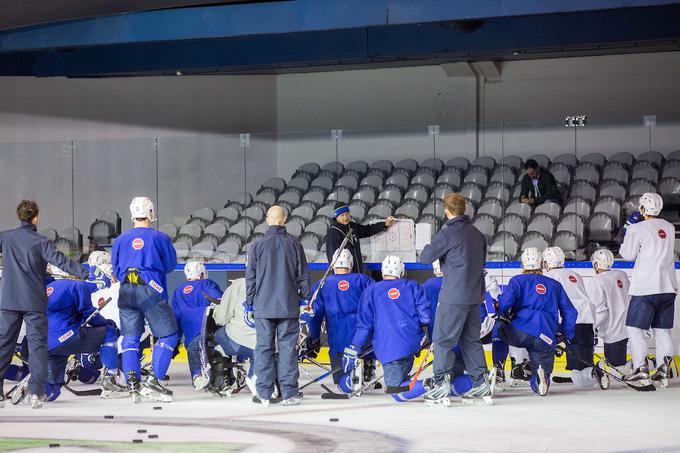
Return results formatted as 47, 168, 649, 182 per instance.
202, 292, 221, 305
62, 384, 102, 397
320, 383, 350, 400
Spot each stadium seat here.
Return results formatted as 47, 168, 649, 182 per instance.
588, 213, 616, 242
173, 242, 191, 261
395, 158, 419, 174
253, 221, 269, 235
504, 201, 532, 221
569, 180, 597, 201
385, 173, 410, 189
347, 160, 369, 176
501, 155, 523, 170
300, 232, 322, 251
316, 201, 337, 219
352, 185, 378, 205
661, 160, 680, 180
229, 217, 255, 240
40, 228, 59, 242
191, 241, 216, 260
173, 233, 195, 247
179, 223, 203, 240
667, 150, 680, 161
608, 152, 635, 168
512, 184, 523, 200
622, 195, 641, 217
551, 231, 578, 257
534, 201, 562, 221
288, 175, 311, 192
378, 185, 404, 205
229, 192, 253, 206
337, 174, 360, 192
360, 173, 384, 190
261, 177, 287, 193
204, 222, 227, 240
158, 224, 178, 240
637, 151, 664, 168
311, 215, 331, 227
368, 200, 395, 218
421, 158, 445, 173
395, 200, 421, 220
598, 179, 627, 203
411, 169, 436, 188
556, 213, 587, 247
602, 162, 630, 185
437, 168, 462, 188
472, 156, 496, 170
446, 157, 470, 172
284, 221, 304, 238
659, 177, 680, 203
431, 183, 454, 200
291, 203, 317, 223
520, 231, 550, 252
574, 162, 600, 185
484, 182, 511, 203
593, 196, 622, 226
297, 162, 321, 178
463, 166, 489, 186
527, 214, 555, 238
552, 153, 578, 168
311, 173, 335, 192
278, 201, 293, 217
580, 153, 606, 168
404, 184, 430, 204
422, 199, 445, 220
460, 182, 484, 204
217, 203, 242, 223
88, 220, 115, 247
254, 187, 278, 206
478, 198, 504, 222
98, 211, 122, 236
549, 162, 572, 187
322, 161, 344, 176
245, 202, 268, 223
187, 217, 208, 230
564, 197, 592, 218
371, 160, 394, 175
488, 231, 520, 260
302, 187, 327, 207
628, 178, 657, 197
498, 214, 526, 238
326, 186, 352, 204
349, 200, 369, 222
304, 221, 329, 238
490, 165, 517, 186
216, 234, 243, 258
278, 187, 304, 205
472, 214, 496, 240
527, 154, 550, 168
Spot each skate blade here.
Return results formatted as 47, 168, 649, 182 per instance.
131, 392, 141, 404
462, 396, 493, 406
425, 398, 451, 407
100, 390, 131, 399
508, 379, 530, 387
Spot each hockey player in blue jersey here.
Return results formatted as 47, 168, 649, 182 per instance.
112, 196, 178, 402
496, 248, 578, 396
305, 249, 374, 385
172, 261, 223, 391
88, 250, 114, 288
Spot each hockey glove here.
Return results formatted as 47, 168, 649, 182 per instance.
304, 338, 322, 360
342, 345, 360, 374
242, 302, 255, 329
555, 332, 568, 357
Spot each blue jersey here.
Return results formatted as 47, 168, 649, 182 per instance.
46, 278, 106, 350
308, 273, 374, 356
353, 279, 431, 364
498, 273, 577, 347
172, 279, 223, 345
112, 227, 177, 299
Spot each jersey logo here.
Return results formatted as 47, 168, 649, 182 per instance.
658, 229, 667, 239
46, 287, 54, 297
148, 280, 164, 294
388, 288, 401, 300
539, 333, 553, 345
183, 285, 194, 295
568, 275, 577, 284
535, 284, 547, 295
97, 297, 106, 308
337, 280, 350, 291
617, 279, 623, 289
132, 238, 145, 250
58, 330, 74, 343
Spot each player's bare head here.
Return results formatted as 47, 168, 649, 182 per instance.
17, 200, 39, 225
266, 205, 286, 226
443, 193, 466, 219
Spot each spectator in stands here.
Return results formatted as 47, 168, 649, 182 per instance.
325, 202, 395, 274
519, 159, 561, 207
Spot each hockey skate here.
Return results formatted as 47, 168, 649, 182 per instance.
351, 359, 365, 396
9, 374, 30, 405
282, 396, 302, 406
424, 374, 451, 407
28, 394, 44, 409
594, 362, 610, 390
509, 359, 532, 387
192, 372, 210, 392
252, 394, 281, 406
462, 369, 494, 406
141, 375, 173, 402
534, 366, 549, 396
624, 365, 656, 391
651, 357, 675, 388
100, 374, 130, 399
245, 375, 257, 395
126, 371, 142, 404
0, 391, 5, 409
493, 363, 506, 392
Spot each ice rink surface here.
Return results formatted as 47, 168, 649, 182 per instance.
2, 362, 680, 453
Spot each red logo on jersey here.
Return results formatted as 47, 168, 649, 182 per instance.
132, 238, 145, 250
183, 285, 194, 295
568, 275, 577, 284
46, 287, 54, 297
535, 284, 546, 295
98, 297, 106, 308
338, 280, 350, 291
658, 229, 667, 239
388, 288, 401, 300
617, 280, 623, 289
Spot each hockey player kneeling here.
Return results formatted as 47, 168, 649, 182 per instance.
496, 248, 577, 396
171, 261, 223, 391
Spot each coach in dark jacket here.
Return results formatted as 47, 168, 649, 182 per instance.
325, 202, 395, 273
246, 205, 310, 405
518, 159, 561, 206
420, 193, 489, 399
0, 200, 88, 404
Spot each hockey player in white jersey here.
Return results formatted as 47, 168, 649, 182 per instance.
588, 248, 631, 376
619, 193, 677, 388
542, 247, 608, 389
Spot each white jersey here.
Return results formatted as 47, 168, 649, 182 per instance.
90, 282, 150, 348
544, 268, 595, 324
619, 218, 678, 296
586, 270, 630, 343
213, 278, 256, 350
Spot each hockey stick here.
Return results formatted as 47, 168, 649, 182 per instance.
409, 343, 433, 390
202, 292, 221, 305
306, 227, 354, 311
557, 345, 655, 392
81, 297, 113, 327
299, 345, 373, 391
62, 384, 102, 397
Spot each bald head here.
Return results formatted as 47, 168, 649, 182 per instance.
266, 205, 286, 226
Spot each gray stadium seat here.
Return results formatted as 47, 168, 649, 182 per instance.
395, 158, 419, 174
360, 174, 384, 190
446, 157, 470, 172
204, 222, 227, 239
437, 169, 462, 188
501, 155, 523, 170
631, 161, 659, 182
465, 200, 477, 218
352, 185, 378, 205
460, 183, 484, 204
261, 177, 287, 193
662, 160, 680, 180
659, 177, 680, 203
431, 183, 454, 200
216, 234, 243, 258
411, 170, 436, 189
574, 163, 600, 185
622, 195, 641, 217
173, 233, 195, 247
422, 199, 445, 220
311, 174, 335, 192
378, 185, 404, 205
395, 200, 421, 220
549, 162, 573, 187
229, 219, 255, 241
472, 214, 496, 240
404, 184, 430, 204
278, 201, 294, 217
520, 231, 550, 252
89, 220, 114, 246
668, 150, 680, 160
512, 184, 523, 200
463, 166, 489, 186
173, 242, 191, 261
300, 232, 322, 251
598, 179, 627, 203
552, 153, 578, 168
60, 228, 83, 251
304, 221, 329, 238
478, 198, 504, 222
287, 215, 308, 228
608, 152, 635, 168
284, 221, 304, 238
311, 215, 331, 228
253, 221, 269, 235
213, 216, 234, 228
420, 158, 445, 173
552, 231, 578, 257
602, 162, 630, 185
588, 213, 616, 242
254, 187, 278, 206
637, 151, 664, 168
371, 160, 394, 175
416, 214, 441, 235
498, 214, 526, 238
326, 186, 352, 204
556, 213, 586, 247
472, 156, 496, 170
368, 200, 395, 218
158, 224, 178, 240
347, 160, 369, 176
580, 153, 606, 168
593, 196, 622, 227
527, 214, 555, 238
244, 202, 268, 223
316, 201, 337, 219
488, 231, 520, 261
322, 161, 345, 176
490, 165, 516, 186
278, 187, 304, 205
349, 200, 369, 222
297, 162, 321, 178
291, 202, 317, 223
179, 223, 203, 240
534, 201, 562, 221
288, 175, 311, 192
190, 242, 215, 260
485, 182, 511, 203
302, 187, 327, 207
504, 201, 532, 221
229, 192, 253, 206
385, 173, 410, 189
527, 154, 550, 168
570, 180, 597, 201
40, 228, 59, 241
564, 197, 592, 218
187, 217, 208, 229
628, 178, 657, 197
337, 174, 360, 192
98, 211, 122, 236
218, 203, 242, 222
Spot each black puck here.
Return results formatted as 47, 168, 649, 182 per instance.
137, 429, 147, 433
104, 415, 114, 419
49, 444, 60, 448
153, 406, 162, 410
148, 434, 159, 439
132, 439, 143, 444
329, 418, 339, 422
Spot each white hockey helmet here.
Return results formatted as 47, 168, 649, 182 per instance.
87, 250, 111, 268
432, 259, 442, 277
591, 248, 614, 272
542, 246, 565, 269
381, 255, 405, 279
332, 248, 353, 272
130, 196, 156, 222
47, 264, 71, 279
638, 192, 663, 216
521, 247, 543, 271
184, 261, 207, 280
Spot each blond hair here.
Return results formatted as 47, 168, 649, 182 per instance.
444, 193, 466, 216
